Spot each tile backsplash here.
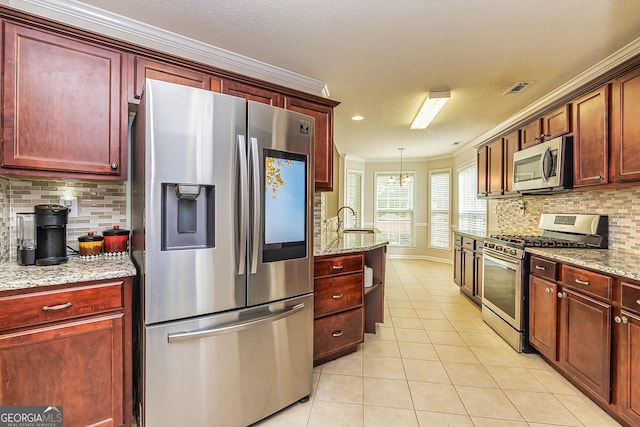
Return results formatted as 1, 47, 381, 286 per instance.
496, 187, 640, 253
1, 177, 127, 264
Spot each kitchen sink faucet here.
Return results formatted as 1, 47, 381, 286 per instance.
336, 205, 355, 233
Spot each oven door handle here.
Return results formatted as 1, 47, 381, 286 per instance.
483, 250, 520, 266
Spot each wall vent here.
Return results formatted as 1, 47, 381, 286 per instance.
504, 81, 534, 95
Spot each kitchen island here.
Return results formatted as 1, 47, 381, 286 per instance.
313, 230, 388, 365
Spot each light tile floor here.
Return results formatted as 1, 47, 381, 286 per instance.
254, 259, 622, 427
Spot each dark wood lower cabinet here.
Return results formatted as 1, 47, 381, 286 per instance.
0, 278, 132, 427
558, 288, 612, 403
528, 275, 558, 361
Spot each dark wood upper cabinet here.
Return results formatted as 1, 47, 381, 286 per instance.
611, 67, 640, 183
520, 118, 542, 150
572, 85, 610, 187
129, 56, 213, 102
284, 96, 335, 192
487, 138, 504, 196
1, 22, 127, 180
222, 80, 282, 106
542, 104, 571, 139
477, 145, 488, 197
503, 130, 520, 195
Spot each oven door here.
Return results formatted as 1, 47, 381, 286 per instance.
482, 250, 524, 331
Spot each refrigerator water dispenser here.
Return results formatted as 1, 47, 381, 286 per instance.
162, 183, 215, 250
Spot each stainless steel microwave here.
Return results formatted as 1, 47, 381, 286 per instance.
512, 136, 573, 193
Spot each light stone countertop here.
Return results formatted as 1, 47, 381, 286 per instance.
314, 230, 389, 256
526, 247, 640, 282
0, 255, 137, 293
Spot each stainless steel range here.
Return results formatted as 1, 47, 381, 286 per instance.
481, 213, 608, 352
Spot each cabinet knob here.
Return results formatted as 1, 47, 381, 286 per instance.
545, 287, 553, 293
615, 316, 628, 324
595, 175, 604, 181
636, 299, 640, 306
557, 291, 567, 298
332, 331, 343, 337
111, 162, 119, 170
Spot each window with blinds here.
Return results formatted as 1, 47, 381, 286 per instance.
345, 170, 363, 228
429, 169, 451, 249
457, 164, 486, 235
375, 172, 414, 246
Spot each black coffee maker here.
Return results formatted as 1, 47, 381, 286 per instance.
35, 204, 69, 265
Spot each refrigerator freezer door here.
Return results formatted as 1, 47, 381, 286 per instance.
247, 102, 314, 306
138, 79, 247, 324
143, 294, 313, 427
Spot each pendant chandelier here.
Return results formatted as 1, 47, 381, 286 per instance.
388, 147, 412, 186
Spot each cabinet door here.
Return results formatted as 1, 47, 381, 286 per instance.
461, 249, 475, 299
477, 146, 488, 196
0, 315, 124, 427
474, 252, 483, 303
487, 138, 504, 196
130, 56, 212, 102
572, 86, 610, 187
2, 22, 126, 179
222, 80, 281, 106
520, 119, 542, 149
542, 104, 571, 139
558, 288, 612, 402
618, 310, 640, 426
611, 67, 640, 183
284, 97, 335, 192
503, 130, 520, 194
453, 245, 463, 286
529, 276, 558, 361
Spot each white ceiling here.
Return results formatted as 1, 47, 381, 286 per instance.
24, 0, 640, 160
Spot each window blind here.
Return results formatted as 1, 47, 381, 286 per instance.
429, 169, 451, 249
457, 164, 486, 235
375, 173, 414, 246
345, 170, 363, 228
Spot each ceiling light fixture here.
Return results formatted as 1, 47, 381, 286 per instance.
410, 90, 450, 130
351, 115, 364, 121
388, 147, 412, 186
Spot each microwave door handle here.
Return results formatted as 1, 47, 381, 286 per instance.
236, 135, 248, 275
540, 146, 551, 182
249, 137, 260, 275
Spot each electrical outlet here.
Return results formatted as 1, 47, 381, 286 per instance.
59, 196, 79, 218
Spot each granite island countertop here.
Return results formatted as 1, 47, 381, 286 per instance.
314, 230, 389, 256
0, 255, 137, 293
526, 247, 640, 282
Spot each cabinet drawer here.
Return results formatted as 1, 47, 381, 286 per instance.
462, 237, 476, 250
0, 281, 124, 331
314, 273, 363, 318
621, 282, 640, 314
314, 307, 364, 360
561, 265, 612, 301
530, 256, 558, 281
314, 254, 363, 278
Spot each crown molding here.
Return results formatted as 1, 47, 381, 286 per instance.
7, 0, 328, 96
454, 35, 640, 156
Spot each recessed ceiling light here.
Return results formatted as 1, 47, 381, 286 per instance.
351, 115, 364, 121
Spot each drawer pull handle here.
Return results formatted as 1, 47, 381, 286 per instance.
332, 331, 343, 337
636, 299, 640, 305
535, 265, 546, 271
332, 293, 344, 299
574, 279, 590, 286
332, 265, 344, 270
42, 302, 72, 312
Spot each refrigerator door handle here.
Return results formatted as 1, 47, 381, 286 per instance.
167, 302, 305, 343
249, 137, 260, 274
237, 134, 249, 275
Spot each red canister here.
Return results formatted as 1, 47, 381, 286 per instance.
102, 225, 130, 255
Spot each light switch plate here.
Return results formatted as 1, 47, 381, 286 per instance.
59, 196, 78, 218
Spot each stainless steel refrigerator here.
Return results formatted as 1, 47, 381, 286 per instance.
131, 79, 314, 427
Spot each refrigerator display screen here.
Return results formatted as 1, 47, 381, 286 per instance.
263, 149, 307, 262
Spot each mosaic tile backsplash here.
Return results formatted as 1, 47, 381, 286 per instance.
496, 187, 640, 253
2, 178, 127, 264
